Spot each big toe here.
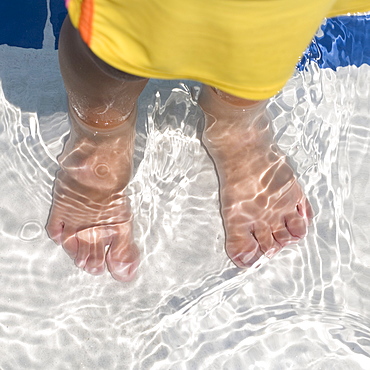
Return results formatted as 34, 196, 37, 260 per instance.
107, 257, 140, 282
285, 211, 308, 239
106, 240, 140, 282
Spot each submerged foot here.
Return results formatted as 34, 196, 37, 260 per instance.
200, 86, 313, 267
46, 108, 140, 281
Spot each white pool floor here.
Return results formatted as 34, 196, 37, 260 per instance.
0, 30, 370, 369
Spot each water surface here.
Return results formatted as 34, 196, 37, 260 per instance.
0, 15, 369, 370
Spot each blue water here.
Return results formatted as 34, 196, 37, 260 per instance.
299, 14, 370, 70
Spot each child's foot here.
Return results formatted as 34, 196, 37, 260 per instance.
199, 86, 313, 267
46, 108, 140, 281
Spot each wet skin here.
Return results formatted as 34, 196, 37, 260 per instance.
199, 86, 313, 267
46, 16, 313, 281
46, 16, 149, 281
47, 109, 141, 281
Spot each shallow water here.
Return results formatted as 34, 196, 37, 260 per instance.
0, 21, 370, 370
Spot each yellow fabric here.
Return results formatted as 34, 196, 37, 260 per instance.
68, 0, 370, 100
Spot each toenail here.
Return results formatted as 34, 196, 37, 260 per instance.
87, 266, 104, 275
75, 259, 85, 268
108, 259, 140, 282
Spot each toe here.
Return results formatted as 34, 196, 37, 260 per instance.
74, 231, 91, 269
74, 228, 108, 275
84, 238, 106, 276
106, 235, 140, 282
297, 198, 314, 221
285, 210, 308, 239
253, 227, 282, 259
226, 233, 263, 268
106, 255, 140, 282
272, 220, 300, 247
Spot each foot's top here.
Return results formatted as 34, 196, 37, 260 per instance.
46, 109, 140, 282
200, 86, 313, 268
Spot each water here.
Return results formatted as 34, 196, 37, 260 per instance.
0, 18, 370, 370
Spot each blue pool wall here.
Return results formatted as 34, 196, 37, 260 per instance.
299, 14, 370, 71
0, 1, 369, 71
0, 0, 67, 50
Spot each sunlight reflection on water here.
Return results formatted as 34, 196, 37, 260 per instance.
0, 45, 369, 368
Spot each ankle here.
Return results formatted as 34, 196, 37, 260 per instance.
69, 103, 137, 138
199, 85, 268, 116
210, 86, 264, 108
200, 88, 271, 143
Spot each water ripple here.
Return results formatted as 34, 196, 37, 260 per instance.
0, 49, 370, 367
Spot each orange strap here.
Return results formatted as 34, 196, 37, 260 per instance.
78, 0, 94, 46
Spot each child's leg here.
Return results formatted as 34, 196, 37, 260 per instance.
46, 16, 148, 281
199, 85, 313, 267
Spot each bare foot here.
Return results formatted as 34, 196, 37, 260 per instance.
46, 108, 140, 281
199, 86, 313, 267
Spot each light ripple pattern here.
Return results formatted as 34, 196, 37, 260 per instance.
0, 43, 369, 369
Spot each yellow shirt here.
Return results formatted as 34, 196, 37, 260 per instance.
67, 0, 370, 100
